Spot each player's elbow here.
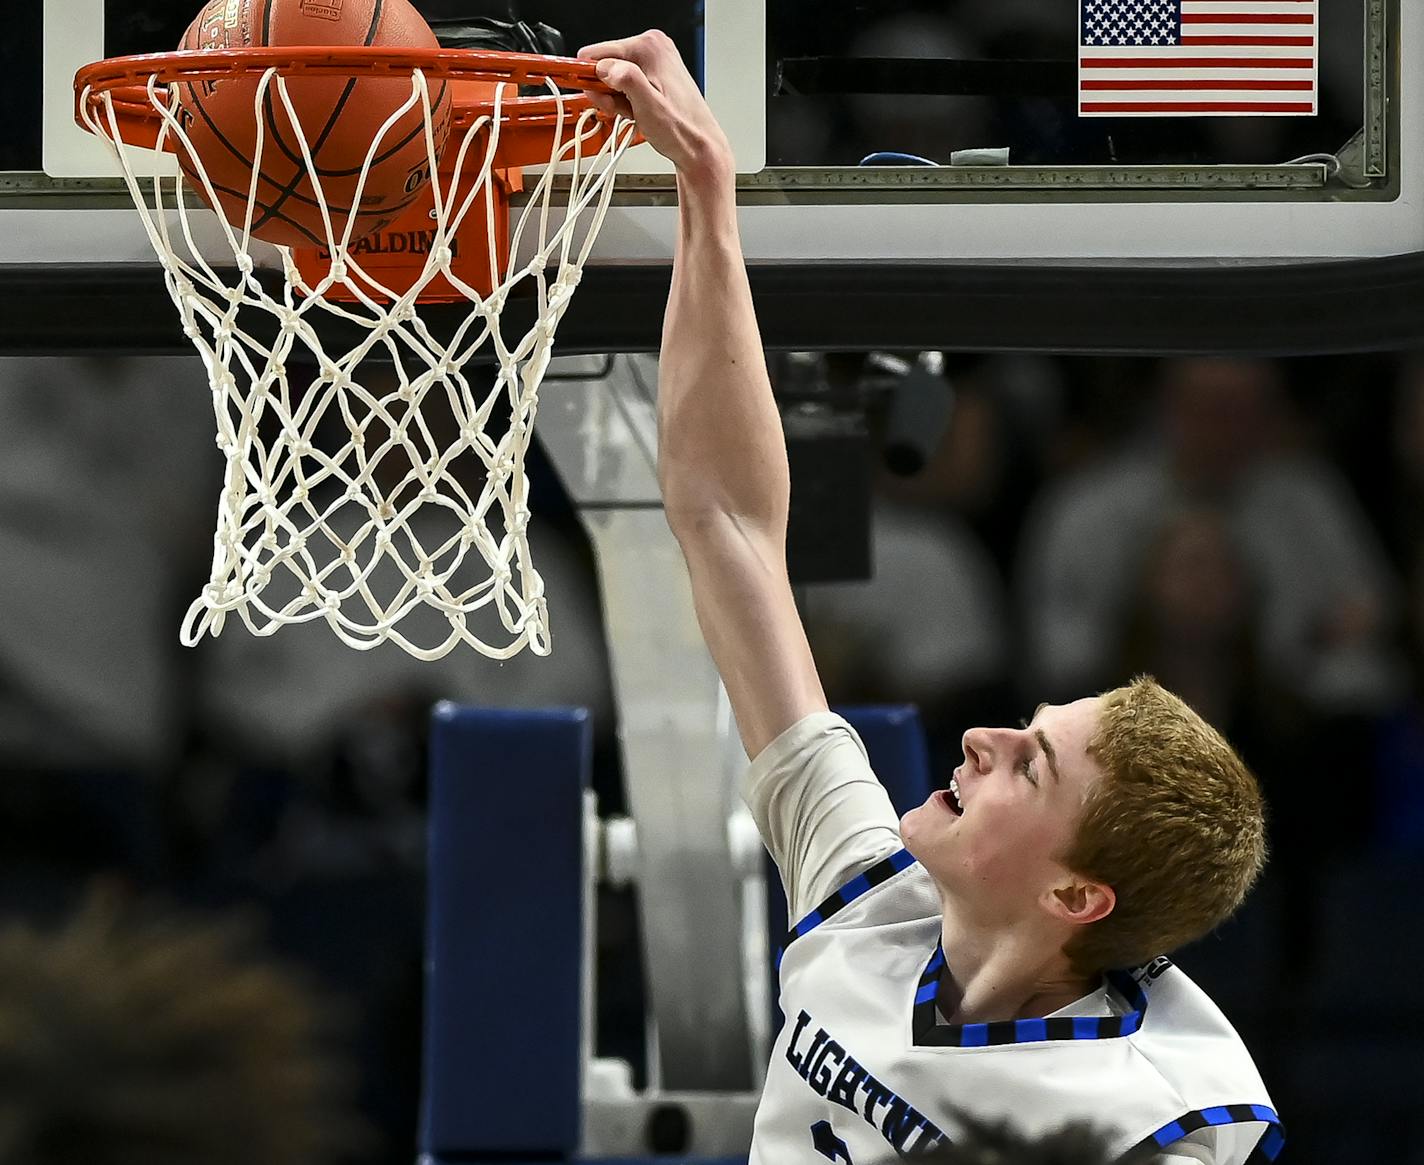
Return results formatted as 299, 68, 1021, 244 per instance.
663, 494, 787, 551
664, 504, 788, 580
663, 498, 734, 546
659, 456, 789, 543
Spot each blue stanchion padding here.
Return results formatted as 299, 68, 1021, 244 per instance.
837, 704, 933, 816
766, 705, 932, 1018
420, 705, 592, 1160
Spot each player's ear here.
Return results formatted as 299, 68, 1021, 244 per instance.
1042, 877, 1115, 927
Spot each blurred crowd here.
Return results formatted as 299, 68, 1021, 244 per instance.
1, 349, 1422, 1163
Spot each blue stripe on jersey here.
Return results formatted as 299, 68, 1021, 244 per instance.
958, 1024, 989, 1048
795, 910, 825, 937
1153, 1120, 1188, 1146
839, 871, 874, 901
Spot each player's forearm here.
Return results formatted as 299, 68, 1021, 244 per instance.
657, 156, 788, 534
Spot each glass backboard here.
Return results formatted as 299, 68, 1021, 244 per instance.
0, 0, 1418, 283
37, 0, 762, 179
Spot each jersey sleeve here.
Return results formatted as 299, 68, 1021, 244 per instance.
741, 710, 904, 922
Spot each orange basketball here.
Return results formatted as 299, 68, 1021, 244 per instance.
174, 0, 452, 248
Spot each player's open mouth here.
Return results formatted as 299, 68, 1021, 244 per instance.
939, 778, 964, 816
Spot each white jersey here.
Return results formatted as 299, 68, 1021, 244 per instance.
752, 849, 1283, 1165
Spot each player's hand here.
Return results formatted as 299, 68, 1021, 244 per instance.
577, 30, 732, 179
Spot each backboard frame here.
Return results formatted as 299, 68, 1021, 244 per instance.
2, 0, 1422, 345
5, 251, 1424, 357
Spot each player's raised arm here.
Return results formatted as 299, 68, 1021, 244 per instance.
578, 32, 828, 758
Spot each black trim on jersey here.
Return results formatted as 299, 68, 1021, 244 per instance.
911, 943, 1150, 1048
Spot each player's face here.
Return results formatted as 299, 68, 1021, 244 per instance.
899, 697, 1105, 923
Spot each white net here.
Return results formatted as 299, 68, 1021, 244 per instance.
79, 65, 635, 660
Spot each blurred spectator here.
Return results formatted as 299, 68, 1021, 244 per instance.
0, 887, 367, 1165
1389, 354, 1424, 565
1020, 357, 1402, 718
0, 353, 616, 1164
804, 497, 1010, 751
1109, 503, 1324, 854
0, 356, 215, 891
1370, 357, 1424, 849
192, 512, 613, 878
1116, 505, 1268, 739
1373, 527, 1424, 851
0, 357, 213, 775
878, 354, 1068, 574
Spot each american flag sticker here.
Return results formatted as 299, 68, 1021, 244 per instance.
1079, 0, 1318, 116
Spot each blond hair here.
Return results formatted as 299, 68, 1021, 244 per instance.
1063, 676, 1266, 974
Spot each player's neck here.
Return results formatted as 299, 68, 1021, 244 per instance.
935, 911, 1099, 1026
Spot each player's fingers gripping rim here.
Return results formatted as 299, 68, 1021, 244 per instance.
577, 69, 638, 121
580, 89, 628, 119
577, 29, 676, 68
578, 36, 663, 120
595, 59, 662, 111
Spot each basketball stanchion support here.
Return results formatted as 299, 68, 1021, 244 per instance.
537, 355, 767, 1153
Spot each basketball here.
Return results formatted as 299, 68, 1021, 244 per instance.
174, 0, 452, 249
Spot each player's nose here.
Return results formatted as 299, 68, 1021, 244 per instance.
961, 728, 991, 774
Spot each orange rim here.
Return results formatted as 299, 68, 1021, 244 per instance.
74, 47, 626, 164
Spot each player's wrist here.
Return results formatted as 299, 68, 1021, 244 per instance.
675, 131, 735, 188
